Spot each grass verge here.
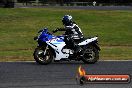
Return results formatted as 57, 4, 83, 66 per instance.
0, 8, 132, 61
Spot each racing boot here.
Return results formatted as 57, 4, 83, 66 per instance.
74, 45, 84, 56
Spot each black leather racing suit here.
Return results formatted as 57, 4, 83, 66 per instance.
57, 22, 84, 52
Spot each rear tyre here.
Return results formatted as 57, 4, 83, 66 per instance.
33, 47, 53, 65
81, 45, 99, 64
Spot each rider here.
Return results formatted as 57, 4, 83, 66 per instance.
53, 15, 84, 54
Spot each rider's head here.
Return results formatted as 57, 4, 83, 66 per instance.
62, 15, 73, 26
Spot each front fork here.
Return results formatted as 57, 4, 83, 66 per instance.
43, 45, 49, 55
37, 44, 48, 56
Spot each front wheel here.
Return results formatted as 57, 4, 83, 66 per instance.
81, 45, 99, 64
33, 46, 53, 65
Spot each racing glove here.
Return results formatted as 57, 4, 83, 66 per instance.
52, 28, 59, 33
52, 28, 66, 33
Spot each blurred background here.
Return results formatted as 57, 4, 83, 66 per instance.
0, 0, 132, 8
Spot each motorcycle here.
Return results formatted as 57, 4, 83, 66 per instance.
33, 28, 100, 65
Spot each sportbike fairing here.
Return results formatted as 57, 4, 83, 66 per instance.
37, 28, 98, 61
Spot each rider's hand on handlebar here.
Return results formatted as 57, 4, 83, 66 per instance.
34, 36, 38, 40
52, 28, 59, 33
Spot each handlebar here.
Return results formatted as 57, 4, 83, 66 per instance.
34, 36, 38, 40
38, 30, 43, 33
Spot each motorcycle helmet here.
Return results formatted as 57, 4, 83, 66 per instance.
62, 15, 73, 26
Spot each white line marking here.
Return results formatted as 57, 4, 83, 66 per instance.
99, 60, 132, 61
2, 61, 35, 62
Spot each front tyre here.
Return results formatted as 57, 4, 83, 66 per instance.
81, 46, 99, 64
33, 47, 53, 65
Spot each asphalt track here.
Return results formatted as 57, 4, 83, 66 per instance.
17, 6, 132, 10
0, 61, 132, 88
46, 6, 132, 10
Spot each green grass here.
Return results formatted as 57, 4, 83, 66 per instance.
101, 46, 132, 60
0, 8, 132, 61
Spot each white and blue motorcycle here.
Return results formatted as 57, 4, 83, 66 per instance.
33, 28, 100, 65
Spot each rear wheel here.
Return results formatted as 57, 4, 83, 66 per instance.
33, 46, 53, 65
81, 45, 99, 64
